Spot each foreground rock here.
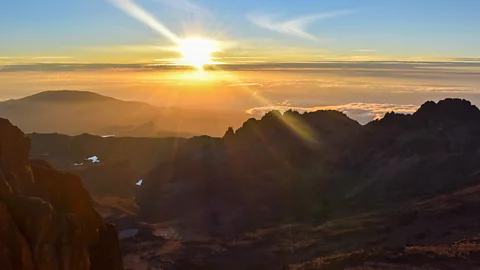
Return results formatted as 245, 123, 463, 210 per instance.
0, 118, 123, 269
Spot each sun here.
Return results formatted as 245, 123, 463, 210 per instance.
178, 38, 217, 70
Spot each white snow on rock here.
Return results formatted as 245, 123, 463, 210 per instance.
86, 156, 100, 163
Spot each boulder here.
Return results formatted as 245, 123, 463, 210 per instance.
0, 118, 123, 269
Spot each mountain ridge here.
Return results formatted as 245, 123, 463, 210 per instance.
23, 97, 480, 269
136, 98, 480, 230
13, 90, 118, 102
0, 90, 248, 137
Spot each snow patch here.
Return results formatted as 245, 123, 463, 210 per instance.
86, 156, 100, 163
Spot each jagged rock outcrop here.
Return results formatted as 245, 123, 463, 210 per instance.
135, 98, 480, 237
332, 98, 480, 205
136, 110, 361, 235
0, 118, 123, 269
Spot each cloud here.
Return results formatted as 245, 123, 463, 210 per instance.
0, 56, 72, 60
84, 45, 175, 52
246, 103, 419, 124
2, 60, 480, 82
0, 63, 154, 72
351, 49, 377, 52
0, 56, 74, 66
388, 85, 478, 93
228, 82, 264, 87
30, 56, 72, 60
247, 10, 355, 40
155, 0, 210, 16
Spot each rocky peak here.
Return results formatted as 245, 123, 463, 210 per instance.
223, 127, 235, 140
0, 118, 33, 193
413, 98, 480, 125
0, 118, 123, 270
231, 109, 358, 141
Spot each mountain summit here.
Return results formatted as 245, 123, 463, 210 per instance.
16, 90, 117, 103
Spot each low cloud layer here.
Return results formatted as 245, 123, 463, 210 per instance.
246, 102, 419, 124
3, 60, 480, 74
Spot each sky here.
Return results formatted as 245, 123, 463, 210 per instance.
1, 0, 480, 123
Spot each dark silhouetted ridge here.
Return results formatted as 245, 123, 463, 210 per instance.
368, 98, 480, 131
413, 98, 480, 124
18, 90, 116, 103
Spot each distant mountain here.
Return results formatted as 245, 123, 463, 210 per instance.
17, 90, 117, 102
0, 90, 248, 137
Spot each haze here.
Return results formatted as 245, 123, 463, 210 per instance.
1, 0, 479, 132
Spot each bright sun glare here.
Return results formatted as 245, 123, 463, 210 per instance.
178, 38, 217, 70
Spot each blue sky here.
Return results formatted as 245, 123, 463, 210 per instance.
1, 0, 479, 61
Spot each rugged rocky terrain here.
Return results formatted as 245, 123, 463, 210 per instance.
124, 98, 480, 269
0, 118, 123, 269
28, 133, 185, 198
23, 98, 480, 269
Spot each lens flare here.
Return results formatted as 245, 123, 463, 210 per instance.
108, 0, 179, 43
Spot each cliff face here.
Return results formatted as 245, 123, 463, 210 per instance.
0, 119, 123, 270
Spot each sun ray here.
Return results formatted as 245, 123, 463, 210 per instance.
108, 0, 179, 43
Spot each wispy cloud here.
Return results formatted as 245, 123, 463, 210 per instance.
0, 56, 71, 60
155, 0, 210, 16
0, 56, 73, 64
32, 56, 73, 60
247, 10, 356, 40
351, 49, 377, 52
229, 82, 264, 87
83, 45, 175, 52
3, 61, 480, 78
